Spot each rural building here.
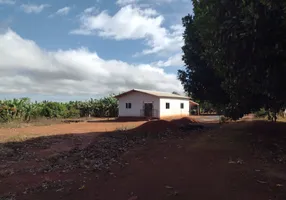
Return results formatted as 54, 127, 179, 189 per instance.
115, 89, 199, 119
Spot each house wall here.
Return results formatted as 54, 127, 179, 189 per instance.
159, 98, 190, 118
118, 92, 160, 118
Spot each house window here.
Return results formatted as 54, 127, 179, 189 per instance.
166, 103, 170, 109
181, 103, 184, 109
126, 103, 132, 109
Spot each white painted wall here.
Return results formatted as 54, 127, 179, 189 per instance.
118, 92, 160, 118
159, 98, 190, 118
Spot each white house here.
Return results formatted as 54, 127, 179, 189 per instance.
115, 89, 196, 119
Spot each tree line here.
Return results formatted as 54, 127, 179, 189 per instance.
0, 97, 118, 123
179, 0, 286, 121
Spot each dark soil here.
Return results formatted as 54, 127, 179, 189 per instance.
0, 118, 285, 200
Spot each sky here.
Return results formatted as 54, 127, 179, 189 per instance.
0, 0, 193, 101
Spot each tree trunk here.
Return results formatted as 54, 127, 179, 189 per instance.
267, 110, 272, 121
274, 111, 277, 122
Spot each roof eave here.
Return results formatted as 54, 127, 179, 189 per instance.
114, 89, 159, 99
114, 89, 191, 100
159, 96, 191, 100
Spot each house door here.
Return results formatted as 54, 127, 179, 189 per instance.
144, 103, 153, 117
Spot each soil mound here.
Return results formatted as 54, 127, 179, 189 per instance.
171, 117, 197, 126
134, 120, 178, 133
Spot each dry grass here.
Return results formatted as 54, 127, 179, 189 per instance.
3, 134, 31, 143
0, 117, 119, 129
278, 116, 286, 122
0, 118, 63, 129
115, 125, 137, 132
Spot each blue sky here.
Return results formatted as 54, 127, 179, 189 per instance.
0, 0, 193, 101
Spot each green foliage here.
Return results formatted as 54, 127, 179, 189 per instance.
0, 96, 118, 123
179, 0, 286, 120
196, 101, 219, 114
219, 116, 230, 124
254, 108, 268, 118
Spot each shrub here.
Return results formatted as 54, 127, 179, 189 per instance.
219, 116, 230, 124
254, 108, 268, 118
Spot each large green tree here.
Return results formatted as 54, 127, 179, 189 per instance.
179, 0, 286, 120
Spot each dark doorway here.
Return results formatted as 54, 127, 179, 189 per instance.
144, 103, 153, 117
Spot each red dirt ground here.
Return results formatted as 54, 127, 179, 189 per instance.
0, 117, 200, 142
0, 121, 146, 141
0, 117, 285, 200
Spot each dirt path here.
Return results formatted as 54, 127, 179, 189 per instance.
1, 119, 285, 200
0, 121, 146, 142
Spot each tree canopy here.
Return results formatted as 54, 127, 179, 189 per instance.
179, 0, 286, 120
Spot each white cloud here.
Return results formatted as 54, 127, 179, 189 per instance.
0, 0, 15, 5
55, 6, 71, 16
0, 29, 183, 97
116, 0, 184, 6
71, 5, 183, 56
49, 6, 71, 18
20, 4, 50, 14
116, 0, 139, 6
153, 53, 183, 67
84, 7, 97, 14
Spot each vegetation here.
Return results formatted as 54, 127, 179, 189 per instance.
179, 0, 286, 121
254, 108, 268, 119
0, 96, 118, 123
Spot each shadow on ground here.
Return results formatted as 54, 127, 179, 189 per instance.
0, 119, 285, 200
0, 118, 207, 197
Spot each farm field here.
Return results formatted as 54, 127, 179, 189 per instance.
0, 116, 285, 200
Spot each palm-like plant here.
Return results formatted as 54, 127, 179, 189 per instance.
0, 96, 119, 123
